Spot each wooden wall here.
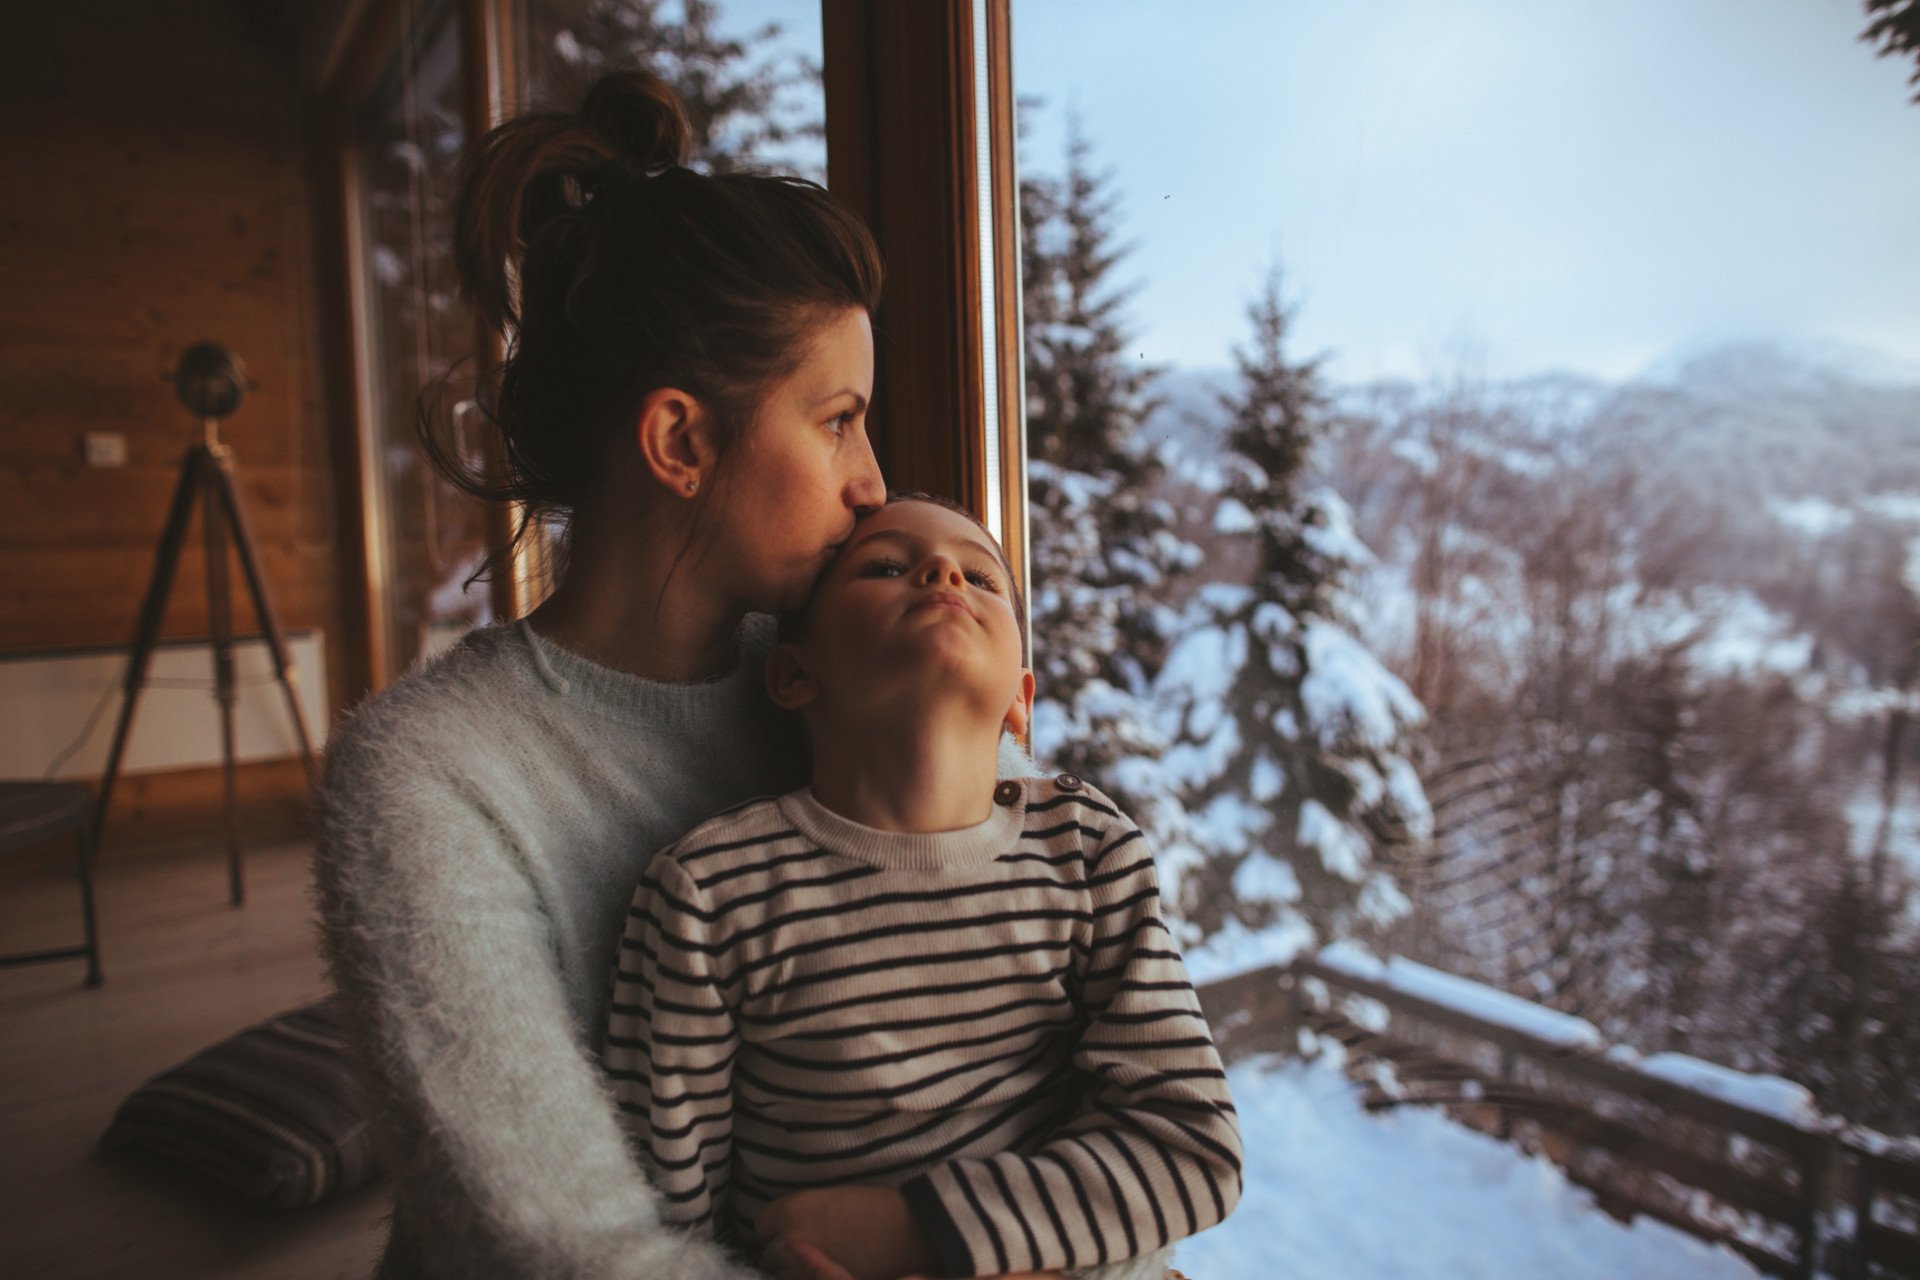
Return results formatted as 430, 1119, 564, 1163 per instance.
0, 3, 350, 850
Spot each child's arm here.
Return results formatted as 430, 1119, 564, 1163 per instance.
605, 851, 740, 1237
897, 787, 1244, 1278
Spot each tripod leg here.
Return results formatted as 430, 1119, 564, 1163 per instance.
203, 473, 244, 907
76, 824, 103, 987
92, 447, 208, 846
210, 455, 317, 784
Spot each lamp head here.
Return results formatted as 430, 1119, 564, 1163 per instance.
173, 343, 248, 421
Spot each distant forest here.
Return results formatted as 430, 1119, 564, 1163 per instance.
1019, 105, 1920, 1135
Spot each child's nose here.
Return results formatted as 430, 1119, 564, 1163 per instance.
918, 557, 964, 586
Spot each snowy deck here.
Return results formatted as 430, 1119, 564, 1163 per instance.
1178, 1055, 1760, 1280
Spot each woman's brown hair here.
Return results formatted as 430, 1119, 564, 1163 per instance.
426, 70, 883, 570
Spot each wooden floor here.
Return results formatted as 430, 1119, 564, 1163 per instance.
1, 837, 388, 1280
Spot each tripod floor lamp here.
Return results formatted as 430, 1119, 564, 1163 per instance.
92, 343, 317, 904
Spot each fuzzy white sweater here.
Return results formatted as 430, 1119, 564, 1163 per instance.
315, 618, 1170, 1280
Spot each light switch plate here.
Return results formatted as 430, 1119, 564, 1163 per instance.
84, 433, 128, 468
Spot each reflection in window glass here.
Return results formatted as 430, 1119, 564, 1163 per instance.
355, 7, 492, 670
1015, 1, 1920, 1268
518, 0, 825, 179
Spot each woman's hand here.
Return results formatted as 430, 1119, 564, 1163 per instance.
767, 1236, 1063, 1280
756, 1186, 940, 1280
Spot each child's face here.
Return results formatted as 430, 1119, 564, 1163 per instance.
769, 500, 1033, 736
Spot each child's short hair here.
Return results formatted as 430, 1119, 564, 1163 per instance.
778, 491, 1028, 656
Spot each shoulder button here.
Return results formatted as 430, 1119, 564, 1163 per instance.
993, 780, 1023, 806
1055, 773, 1082, 792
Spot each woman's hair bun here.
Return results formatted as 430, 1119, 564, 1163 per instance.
580, 70, 690, 175
452, 69, 694, 333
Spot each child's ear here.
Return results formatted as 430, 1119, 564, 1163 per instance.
766, 643, 821, 711
1002, 669, 1036, 738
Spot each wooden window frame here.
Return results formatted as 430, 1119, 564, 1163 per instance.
821, 0, 1028, 624
301, 0, 1027, 695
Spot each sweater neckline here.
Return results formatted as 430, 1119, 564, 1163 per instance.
513, 617, 767, 729
778, 784, 1027, 870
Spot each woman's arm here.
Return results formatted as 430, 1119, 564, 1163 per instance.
316, 731, 762, 1280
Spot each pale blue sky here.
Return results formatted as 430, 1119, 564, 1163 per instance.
730, 0, 1920, 383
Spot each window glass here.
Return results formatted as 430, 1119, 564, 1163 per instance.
1014, 0, 1920, 1261
518, 0, 826, 179
353, 4, 493, 670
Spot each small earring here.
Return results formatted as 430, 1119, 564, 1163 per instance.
686, 478, 699, 496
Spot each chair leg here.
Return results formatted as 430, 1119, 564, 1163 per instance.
76, 828, 103, 987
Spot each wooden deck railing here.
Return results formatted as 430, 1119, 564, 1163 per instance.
1193, 957, 1920, 1280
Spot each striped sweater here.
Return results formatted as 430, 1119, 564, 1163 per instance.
605, 775, 1242, 1278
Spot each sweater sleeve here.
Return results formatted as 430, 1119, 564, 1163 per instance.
607, 853, 739, 1237
900, 796, 1243, 1277
315, 728, 761, 1280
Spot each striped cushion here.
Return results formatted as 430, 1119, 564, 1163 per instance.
101, 1000, 379, 1208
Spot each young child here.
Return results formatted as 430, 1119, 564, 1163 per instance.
605, 496, 1241, 1280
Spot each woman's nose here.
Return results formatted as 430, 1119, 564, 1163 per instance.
847, 436, 885, 513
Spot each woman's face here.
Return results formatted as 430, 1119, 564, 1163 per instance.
707, 306, 885, 613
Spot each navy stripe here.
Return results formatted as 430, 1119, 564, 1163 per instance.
1021, 1154, 1077, 1268
995, 849, 1084, 866
1037, 1147, 1105, 1264
952, 1163, 1010, 1274
1074, 1133, 1139, 1258
774, 991, 1073, 1041
744, 945, 1078, 1012
675, 827, 802, 865
1027, 791, 1119, 820
695, 847, 833, 889
986, 1159, 1042, 1269
1098, 1127, 1167, 1247
748, 1014, 1073, 1073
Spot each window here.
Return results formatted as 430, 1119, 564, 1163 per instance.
1012, 0, 1920, 1265
348, 3, 492, 674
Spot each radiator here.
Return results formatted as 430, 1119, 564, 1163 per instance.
1, 631, 329, 780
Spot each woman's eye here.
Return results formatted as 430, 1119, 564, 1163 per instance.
827, 410, 856, 436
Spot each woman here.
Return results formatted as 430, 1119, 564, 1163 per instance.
317, 70, 1164, 1280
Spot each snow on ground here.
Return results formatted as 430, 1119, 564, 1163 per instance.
1175, 1055, 1760, 1280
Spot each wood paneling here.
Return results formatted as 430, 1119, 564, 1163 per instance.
0, 4, 342, 686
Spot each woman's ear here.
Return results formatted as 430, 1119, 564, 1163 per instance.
634, 386, 717, 497
1002, 670, 1036, 738
766, 643, 821, 712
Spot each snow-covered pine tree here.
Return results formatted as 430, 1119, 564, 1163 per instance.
533, 0, 821, 174
1157, 269, 1429, 963
1021, 113, 1193, 840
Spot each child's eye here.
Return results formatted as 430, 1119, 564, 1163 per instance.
965, 568, 1001, 591
858, 557, 906, 578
